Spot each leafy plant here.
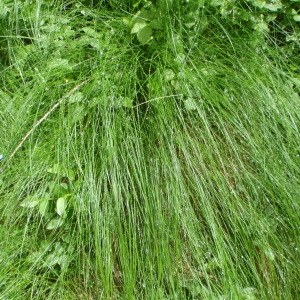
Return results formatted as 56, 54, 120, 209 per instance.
20, 164, 77, 230
125, 2, 163, 45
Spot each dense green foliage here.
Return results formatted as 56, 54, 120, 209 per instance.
0, 0, 299, 299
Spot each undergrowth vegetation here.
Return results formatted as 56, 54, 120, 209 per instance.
0, 0, 299, 299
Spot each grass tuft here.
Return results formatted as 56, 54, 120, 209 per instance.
1, 1, 299, 299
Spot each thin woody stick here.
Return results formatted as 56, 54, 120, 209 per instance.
1, 78, 90, 172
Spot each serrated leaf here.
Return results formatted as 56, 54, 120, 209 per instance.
20, 196, 39, 208
137, 26, 152, 45
149, 19, 162, 29
56, 197, 66, 216
134, 8, 152, 22
68, 92, 84, 104
131, 21, 147, 34
164, 69, 176, 82
123, 97, 133, 108
46, 217, 63, 230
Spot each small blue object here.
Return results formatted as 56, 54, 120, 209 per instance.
0, 154, 4, 160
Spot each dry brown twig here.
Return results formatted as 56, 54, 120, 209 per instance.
0, 78, 90, 173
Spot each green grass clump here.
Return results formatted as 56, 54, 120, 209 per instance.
0, 1, 299, 299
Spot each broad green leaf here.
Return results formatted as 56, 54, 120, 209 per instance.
89, 38, 101, 50
68, 92, 84, 104
264, 248, 275, 260
44, 242, 65, 267
164, 69, 176, 82
137, 26, 153, 44
52, 183, 69, 198
56, 197, 66, 216
240, 287, 257, 300
266, 14, 276, 22
200, 67, 218, 76
134, 8, 152, 22
43, 242, 67, 268
47, 164, 60, 174
293, 15, 300, 22
123, 97, 133, 108
68, 104, 86, 124
171, 79, 181, 91
57, 16, 70, 25
0, 3, 11, 18
175, 53, 186, 64
123, 17, 131, 26
210, 0, 224, 6
254, 21, 269, 32
62, 234, 71, 243
291, 77, 300, 87
263, 3, 282, 11
26, 251, 43, 263
38, 198, 49, 216
46, 217, 63, 230
82, 27, 98, 37
133, 1, 141, 8
66, 169, 75, 181
131, 21, 147, 34
20, 196, 39, 208
184, 12, 199, 28
48, 58, 70, 69
149, 19, 162, 29
44, 252, 69, 270
286, 33, 299, 42
47, 164, 75, 181
180, 281, 202, 298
